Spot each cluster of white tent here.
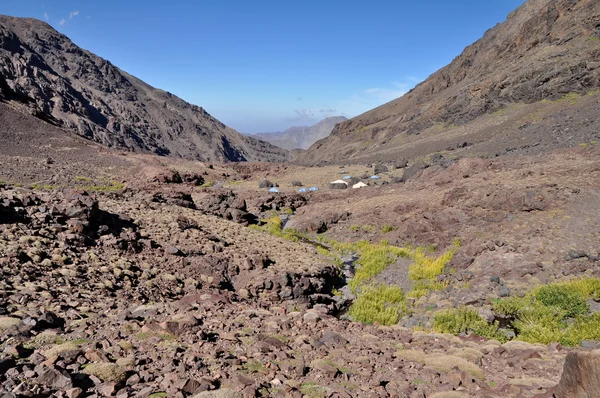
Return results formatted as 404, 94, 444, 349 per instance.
265, 175, 378, 194
329, 179, 368, 189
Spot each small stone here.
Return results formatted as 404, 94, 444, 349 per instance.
303, 312, 320, 324
65, 388, 83, 398
166, 246, 183, 256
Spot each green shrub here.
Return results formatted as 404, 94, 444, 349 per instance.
533, 284, 588, 317
348, 284, 405, 325
433, 308, 506, 342
490, 278, 600, 346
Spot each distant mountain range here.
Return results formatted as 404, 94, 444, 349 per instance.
252, 116, 347, 150
0, 15, 288, 162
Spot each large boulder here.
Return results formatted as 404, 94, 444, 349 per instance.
554, 350, 600, 398
401, 162, 429, 183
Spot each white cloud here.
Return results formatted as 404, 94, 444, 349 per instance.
43, 13, 49, 21
56, 10, 79, 27
335, 81, 415, 118
285, 107, 340, 124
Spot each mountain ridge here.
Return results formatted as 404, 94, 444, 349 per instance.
299, 0, 600, 165
0, 14, 288, 162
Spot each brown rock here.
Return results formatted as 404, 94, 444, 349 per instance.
555, 350, 600, 398
35, 365, 73, 389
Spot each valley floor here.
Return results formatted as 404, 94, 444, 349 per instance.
3, 130, 600, 397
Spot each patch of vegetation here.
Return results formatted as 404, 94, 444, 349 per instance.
29, 183, 56, 190
433, 307, 507, 342
381, 224, 396, 233
77, 179, 125, 192
348, 284, 406, 325
409, 238, 460, 282
299, 382, 327, 398
556, 92, 582, 105
82, 363, 127, 383
315, 236, 459, 325
242, 360, 266, 373
200, 180, 215, 188
316, 246, 331, 256
491, 108, 507, 118
249, 216, 304, 242
346, 225, 376, 234
357, 126, 367, 134
347, 241, 410, 291
485, 278, 600, 346
74, 176, 93, 182
424, 354, 484, 379
136, 332, 175, 342
147, 393, 168, 398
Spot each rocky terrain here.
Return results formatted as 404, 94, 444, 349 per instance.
3, 0, 600, 396
3, 117, 600, 396
252, 117, 347, 151
0, 15, 288, 163
0, 175, 574, 398
299, 0, 600, 165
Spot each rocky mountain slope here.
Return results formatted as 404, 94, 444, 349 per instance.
0, 15, 287, 163
299, 0, 600, 165
252, 116, 347, 150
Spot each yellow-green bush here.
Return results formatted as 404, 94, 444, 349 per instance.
492, 277, 600, 346
408, 243, 458, 282
348, 242, 405, 291
250, 216, 303, 242
348, 284, 406, 325
433, 308, 506, 342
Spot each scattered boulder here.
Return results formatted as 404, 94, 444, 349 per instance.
258, 180, 276, 189
401, 162, 428, 182
374, 163, 389, 175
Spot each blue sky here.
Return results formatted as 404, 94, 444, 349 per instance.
2, 1, 525, 134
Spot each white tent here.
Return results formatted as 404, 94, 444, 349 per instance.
329, 180, 349, 190
352, 181, 368, 189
